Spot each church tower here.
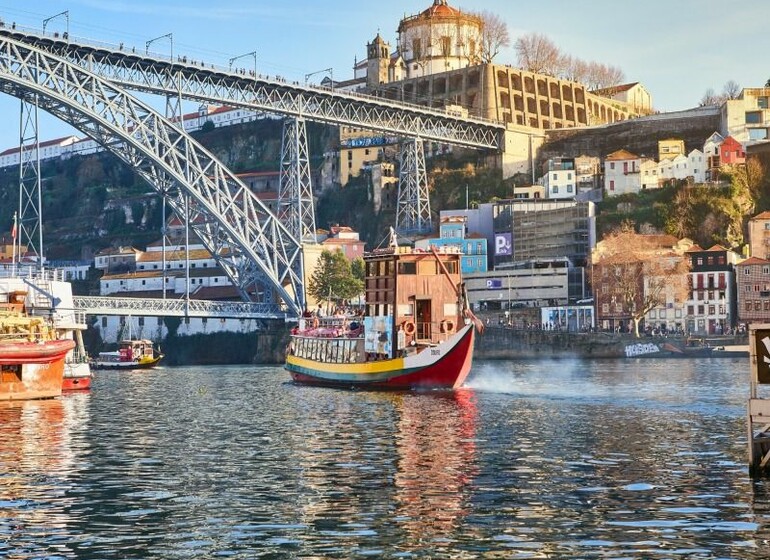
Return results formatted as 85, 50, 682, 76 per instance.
366, 33, 390, 89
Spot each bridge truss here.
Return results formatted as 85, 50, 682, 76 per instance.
0, 34, 306, 315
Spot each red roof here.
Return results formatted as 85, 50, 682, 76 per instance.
605, 149, 639, 161
738, 257, 770, 266
420, 0, 462, 18
753, 211, 770, 220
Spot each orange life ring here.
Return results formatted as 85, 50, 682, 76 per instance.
441, 320, 455, 334
403, 320, 416, 335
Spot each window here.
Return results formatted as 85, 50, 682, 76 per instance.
609, 180, 615, 191
708, 305, 715, 315
610, 162, 615, 170
101, 317, 107, 327
746, 111, 762, 124
602, 303, 609, 313
553, 186, 559, 193
567, 185, 573, 193
750, 128, 769, 141
649, 310, 657, 319
698, 305, 704, 315
746, 302, 753, 311
745, 268, 751, 275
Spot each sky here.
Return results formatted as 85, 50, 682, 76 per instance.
0, 0, 766, 150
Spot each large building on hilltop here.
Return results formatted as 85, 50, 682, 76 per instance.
336, 0, 653, 187
350, 0, 651, 127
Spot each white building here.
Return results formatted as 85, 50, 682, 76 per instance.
396, 0, 483, 80
687, 149, 706, 184
541, 158, 576, 199
0, 135, 80, 168
604, 149, 643, 196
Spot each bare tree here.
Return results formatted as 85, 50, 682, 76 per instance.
592, 227, 690, 337
514, 32, 561, 75
477, 11, 510, 64
723, 80, 741, 100
699, 88, 722, 107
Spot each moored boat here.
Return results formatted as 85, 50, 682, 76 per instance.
91, 338, 163, 370
0, 307, 75, 400
285, 233, 483, 390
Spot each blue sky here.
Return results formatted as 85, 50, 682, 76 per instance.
0, 0, 766, 150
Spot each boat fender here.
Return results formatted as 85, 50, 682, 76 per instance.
403, 320, 416, 336
441, 320, 455, 334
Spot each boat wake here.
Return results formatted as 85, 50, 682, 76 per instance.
465, 361, 610, 400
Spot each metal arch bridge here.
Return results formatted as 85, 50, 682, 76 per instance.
0, 33, 306, 316
74, 295, 288, 320
0, 24, 506, 150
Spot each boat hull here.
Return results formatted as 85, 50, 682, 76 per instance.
91, 355, 163, 370
0, 339, 75, 401
286, 324, 475, 390
63, 362, 92, 391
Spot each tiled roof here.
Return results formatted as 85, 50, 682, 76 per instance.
605, 149, 639, 160
738, 257, 770, 266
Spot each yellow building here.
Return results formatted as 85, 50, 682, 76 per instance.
657, 138, 685, 161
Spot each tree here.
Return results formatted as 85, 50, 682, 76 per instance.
307, 249, 364, 308
514, 32, 561, 75
699, 87, 722, 107
723, 79, 741, 100
477, 11, 510, 64
592, 226, 690, 337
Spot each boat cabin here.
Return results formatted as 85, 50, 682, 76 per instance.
364, 246, 464, 359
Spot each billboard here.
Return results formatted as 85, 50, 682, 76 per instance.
495, 233, 512, 256
486, 279, 502, 289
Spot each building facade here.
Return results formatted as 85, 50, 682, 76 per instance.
683, 244, 739, 335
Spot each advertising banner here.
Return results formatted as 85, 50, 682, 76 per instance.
494, 233, 512, 256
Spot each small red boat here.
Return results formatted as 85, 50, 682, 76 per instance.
286, 233, 482, 390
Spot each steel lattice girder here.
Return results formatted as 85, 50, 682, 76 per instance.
279, 117, 316, 243
0, 35, 305, 315
0, 27, 505, 150
396, 139, 431, 235
73, 295, 286, 319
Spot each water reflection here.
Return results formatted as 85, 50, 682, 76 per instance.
0, 393, 91, 558
1, 360, 769, 557
392, 389, 477, 549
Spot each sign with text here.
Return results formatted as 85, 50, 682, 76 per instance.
752, 325, 770, 384
486, 279, 502, 289
494, 233, 512, 256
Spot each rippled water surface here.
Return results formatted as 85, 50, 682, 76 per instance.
2, 358, 770, 558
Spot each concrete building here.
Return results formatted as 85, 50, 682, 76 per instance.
720, 135, 746, 166
592, 82, 653, 115
748, 211, 770, 260
720, 87, 770, 145
658, 138, 685, 161
683, 244, 739, 335
687, 149, 706, 183
736, 256, 770, 326
540, 157, 577, 199
416, 215, 488, 275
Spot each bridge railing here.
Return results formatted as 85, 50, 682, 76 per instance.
73, 295, 289, 320
0, 19, 501, 129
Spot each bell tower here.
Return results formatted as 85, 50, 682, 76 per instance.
366, 33, 390, 89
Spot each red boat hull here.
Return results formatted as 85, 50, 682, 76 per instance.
62, 375, 92, 391
0, 339, 75, 400
287, 324, 475, 390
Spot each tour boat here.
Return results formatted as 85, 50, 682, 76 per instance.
91, 338, 163, 370
0, 302, 75, 400
285, 233, 482, 390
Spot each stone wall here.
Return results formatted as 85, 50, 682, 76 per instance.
539, 107, 721, 164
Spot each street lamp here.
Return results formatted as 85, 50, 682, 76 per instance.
146, 33, 173, 61
229, 51, 257, 76
304, 67, 334, 90
43, 10, 68, 37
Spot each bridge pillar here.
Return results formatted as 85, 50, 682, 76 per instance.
17, 97, 44, 269
395, 137, 432, 236
279, 117, 316, 244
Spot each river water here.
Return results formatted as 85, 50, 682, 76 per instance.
2, 357, 769, 558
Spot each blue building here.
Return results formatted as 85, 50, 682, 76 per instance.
416, 215, 488, 274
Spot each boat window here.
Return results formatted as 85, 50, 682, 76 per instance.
444, 261, 459, 274
398, 262, 416, 275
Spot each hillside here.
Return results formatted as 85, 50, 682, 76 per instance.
0, 118, 337, 260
